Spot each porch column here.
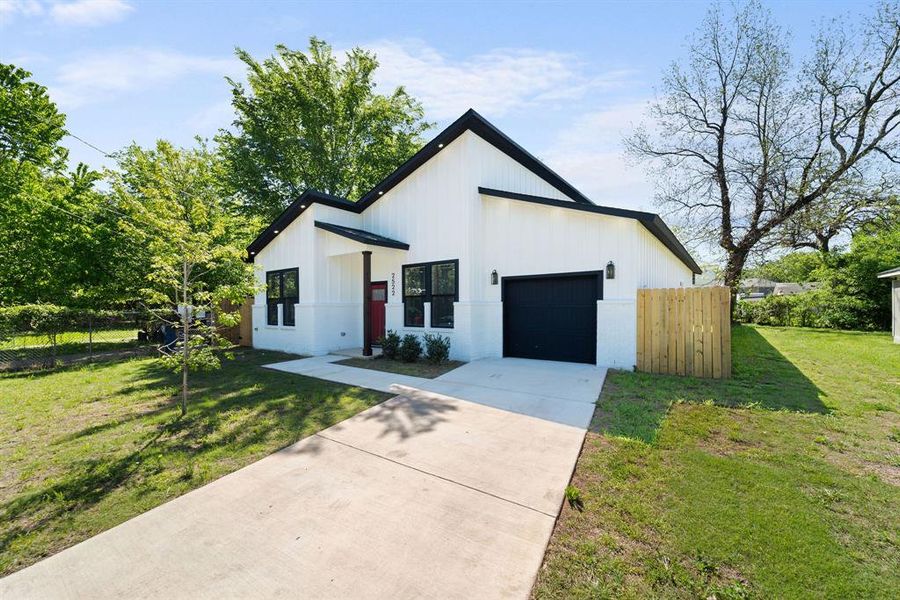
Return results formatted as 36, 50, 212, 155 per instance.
362, 250, 372, 356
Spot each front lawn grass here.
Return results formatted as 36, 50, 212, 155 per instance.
335, 356, 464, 379
534, 325, 899, 599
0, 349, 391, 576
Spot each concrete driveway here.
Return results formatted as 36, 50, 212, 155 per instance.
1, 358, 606, 599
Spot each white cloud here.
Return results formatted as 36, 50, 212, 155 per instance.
50, 48, 240, 108
541, 102, 657, 210
0, 0, 43, 22
50, 0, 132, 26
365, 40, 635, 120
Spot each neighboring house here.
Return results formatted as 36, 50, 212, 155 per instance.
738, 278, 777, 301
877, 266, 900, 343
246, 109, 701, 368
773, 282, 820, 296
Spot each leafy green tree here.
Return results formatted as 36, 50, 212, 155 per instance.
0, 64, 132, 306
110, 140, 259, 414
218, 38, 432, 220
744, 252, 824, 283
0, 63, 67, 186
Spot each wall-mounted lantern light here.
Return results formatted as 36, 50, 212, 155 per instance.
606, 261, 615, 279
491, 269, 499, 285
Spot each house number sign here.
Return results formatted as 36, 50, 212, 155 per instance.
390, 273, 396, 297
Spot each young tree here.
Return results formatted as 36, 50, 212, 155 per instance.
218, 38, 432, 221
627, 2, 900, 295
110, 141, 258, 415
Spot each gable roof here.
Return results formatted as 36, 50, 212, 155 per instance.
314, 221, 409, 250
478, 187, 702, 274
355, 108, 594, 208
246, 109, 701, 275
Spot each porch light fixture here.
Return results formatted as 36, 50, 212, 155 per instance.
491, 269, 499, 285
606, 261, 615, 279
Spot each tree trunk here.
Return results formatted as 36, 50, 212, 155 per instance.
181, 259, 189, 416
722, 249, 749, 322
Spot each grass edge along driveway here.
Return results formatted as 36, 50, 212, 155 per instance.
533, 325, 900, 600
0, 349, 391, 576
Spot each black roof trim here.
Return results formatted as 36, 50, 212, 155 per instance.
247, 109, 597, 258
479, 187, 702, 274
247, 190, 359, 259
355, 108, 594, 209
314, 221, 410, 250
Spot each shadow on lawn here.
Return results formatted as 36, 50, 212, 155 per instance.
591, 325, 826, 443
0, 350, 388, 568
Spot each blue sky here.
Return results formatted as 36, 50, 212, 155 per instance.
1, 0, 865, 212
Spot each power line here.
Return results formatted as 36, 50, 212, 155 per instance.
66, 132, 112, 158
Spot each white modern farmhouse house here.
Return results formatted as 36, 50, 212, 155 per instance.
247, 109, 701, 368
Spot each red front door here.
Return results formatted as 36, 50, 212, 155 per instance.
370, 281, 387, 344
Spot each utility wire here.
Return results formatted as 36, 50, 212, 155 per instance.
66, 132, 113, 158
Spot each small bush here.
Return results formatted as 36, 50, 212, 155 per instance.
399, 334, 422, 363
379, 330, 401, 360
423, 333, 450, 364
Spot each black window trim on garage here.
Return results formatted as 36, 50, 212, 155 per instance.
501, 269, 604, 364
402, 259, 460, 328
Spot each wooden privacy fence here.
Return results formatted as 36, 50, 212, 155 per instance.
637, 287, 732, 378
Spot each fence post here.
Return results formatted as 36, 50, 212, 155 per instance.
88, 313, 93, 360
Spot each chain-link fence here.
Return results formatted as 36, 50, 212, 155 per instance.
0, 309, 160, 371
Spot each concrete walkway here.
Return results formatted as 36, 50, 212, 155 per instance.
1, 357, 606, 599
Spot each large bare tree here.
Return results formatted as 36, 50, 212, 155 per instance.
627, 1, 900, 292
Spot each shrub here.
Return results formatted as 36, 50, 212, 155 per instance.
423, 333, 450, 364
379, 330, 401, 360
734, 289, 879, 330
0, 304, 81, 342
399, 334, 422, 363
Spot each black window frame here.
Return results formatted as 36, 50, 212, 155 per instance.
265, 268, 299, 326
402, 259, 459, 328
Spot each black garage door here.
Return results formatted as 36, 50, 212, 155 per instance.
502, 272, 601, 364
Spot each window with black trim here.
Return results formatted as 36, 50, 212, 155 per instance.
402, 260, 458, 328
266, 268, 299, 326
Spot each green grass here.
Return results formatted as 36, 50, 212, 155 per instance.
534, 325, 900, 600
0, 350, 390, 576
334, 356, 465, 379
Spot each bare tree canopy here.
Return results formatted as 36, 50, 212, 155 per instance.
627, 1, 900, 290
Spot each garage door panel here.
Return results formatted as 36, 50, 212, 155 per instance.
503, 274, 599, 364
